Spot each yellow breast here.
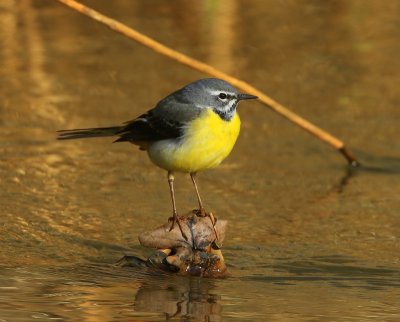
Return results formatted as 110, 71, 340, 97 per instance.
148, 109, 241, 173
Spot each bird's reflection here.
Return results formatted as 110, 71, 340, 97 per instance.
133, 274, 221, 321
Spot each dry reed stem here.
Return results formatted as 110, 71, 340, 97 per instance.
56, 0, 359, 166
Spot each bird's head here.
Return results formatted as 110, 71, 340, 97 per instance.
180, 78, 258, 121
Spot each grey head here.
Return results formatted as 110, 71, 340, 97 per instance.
157, 78, 258, 122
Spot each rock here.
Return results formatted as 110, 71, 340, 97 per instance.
138, 212, 228, 277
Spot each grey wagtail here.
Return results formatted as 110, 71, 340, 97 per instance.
57, 78, 258, 240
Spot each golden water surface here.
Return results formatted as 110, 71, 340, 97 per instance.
1, 0, 400, 321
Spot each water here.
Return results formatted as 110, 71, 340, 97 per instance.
1, 0, 400, 321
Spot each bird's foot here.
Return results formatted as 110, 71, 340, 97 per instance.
193, 208, 217, 225
192, 209, 219, 241
168, 214, 188, 241
193, 207, 207, 217
207, 212, 219, 241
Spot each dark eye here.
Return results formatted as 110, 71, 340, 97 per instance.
218, 93, 227, 99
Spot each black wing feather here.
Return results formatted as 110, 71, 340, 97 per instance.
58, 91, 195, 143
114, 111, 184, 143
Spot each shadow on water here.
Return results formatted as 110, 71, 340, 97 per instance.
268, 257, 400, 290
225, 247, 400, 290
355, 150, 400, 174
332, 149, 400, 193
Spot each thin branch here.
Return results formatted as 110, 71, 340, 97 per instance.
55, 0, 360, 166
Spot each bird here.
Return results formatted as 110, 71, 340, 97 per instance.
57, 78, 258, 240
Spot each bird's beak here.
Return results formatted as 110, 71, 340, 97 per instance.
237, 93, 258, 101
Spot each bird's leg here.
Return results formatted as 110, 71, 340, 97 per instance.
167, 172, 188, 241
190, 173, 218, 240
190, 172, 206, 216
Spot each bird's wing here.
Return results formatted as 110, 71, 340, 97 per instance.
115, 110, 183, 143
115, 94, 200, 143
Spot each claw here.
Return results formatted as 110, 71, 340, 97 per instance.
193, 207, 207, 217
168, 214, 188, 241
208, 212, 219, 241
193, 209, 218, 240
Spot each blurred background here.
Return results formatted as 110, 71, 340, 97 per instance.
1, 0, 400, 321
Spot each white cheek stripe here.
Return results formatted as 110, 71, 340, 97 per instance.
195, 101, 236, 111
220, 99, 237, 111
228, 99, 237, 108
195, 104, 209, 109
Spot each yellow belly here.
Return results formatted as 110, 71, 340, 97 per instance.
148, 109, 241, 173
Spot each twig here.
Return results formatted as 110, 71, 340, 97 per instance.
55, 0, 360, 166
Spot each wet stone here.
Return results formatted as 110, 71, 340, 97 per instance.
118, 212, 228, 277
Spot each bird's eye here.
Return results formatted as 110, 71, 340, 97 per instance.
218, 93, 227, 99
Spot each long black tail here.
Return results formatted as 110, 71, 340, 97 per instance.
57, 126, 124, 140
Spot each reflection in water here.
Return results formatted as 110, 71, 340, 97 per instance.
1, 0, 19, 88
0, 264, 222, 322
333, 150, 400, 193
1, 0, 400, 321
335, 166, 356, 193
134, 276, 220, 321
4, 0, 64, 124
2, 257, 400, 322
206, 0, 238, 74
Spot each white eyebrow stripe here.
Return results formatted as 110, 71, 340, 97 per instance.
207, 89, 236, 97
